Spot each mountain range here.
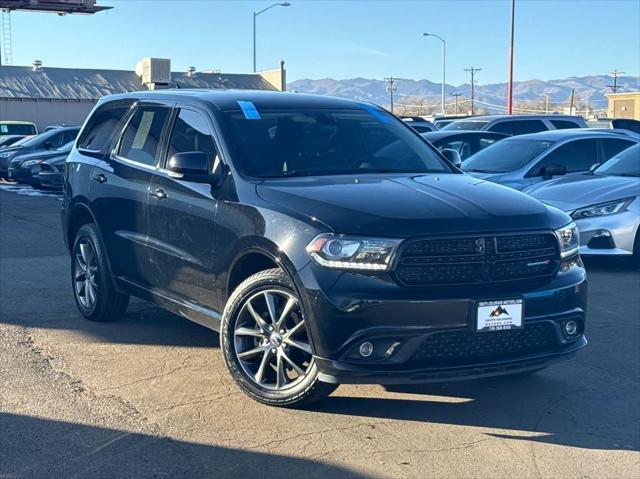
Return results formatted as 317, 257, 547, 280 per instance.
289, 75, 640, 112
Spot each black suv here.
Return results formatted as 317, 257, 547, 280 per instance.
62, 91, 587, 407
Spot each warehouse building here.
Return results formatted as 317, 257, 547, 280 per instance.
0, 58, 286, 130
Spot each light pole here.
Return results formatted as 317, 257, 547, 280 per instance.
253, 2, 290, 73
507, 0, 515, 114
540, 93, 550, 114
423, 32, 446, 116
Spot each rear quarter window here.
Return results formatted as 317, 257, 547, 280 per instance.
550, 120, 582, 130
78, 100, 134, 152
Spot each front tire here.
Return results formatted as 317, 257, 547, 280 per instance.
71, 223, 129, 322
221, 268, 337, 407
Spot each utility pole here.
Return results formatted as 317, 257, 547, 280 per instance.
451, 92, 462, 115
464, 67, 482, 115
384, 76, 397, 113
569, 88, 575, 116
507, 0, 515, 114
607, 69, 625, 93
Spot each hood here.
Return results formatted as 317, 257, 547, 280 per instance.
526, 174, 640, 211
257, 173, 569, 237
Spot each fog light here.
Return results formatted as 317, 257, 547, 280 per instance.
359, 341, 374, 358
564, 320, 578, 336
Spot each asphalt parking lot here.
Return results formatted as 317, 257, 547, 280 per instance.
1, 185, 639, 479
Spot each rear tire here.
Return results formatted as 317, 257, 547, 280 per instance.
221, 268, 338, 407
71, 223, 129, 322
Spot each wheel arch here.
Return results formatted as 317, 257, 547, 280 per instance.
225, 238, 303, 301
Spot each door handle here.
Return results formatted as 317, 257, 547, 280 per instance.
150, 188, 167, 200
92, 173, 107, 184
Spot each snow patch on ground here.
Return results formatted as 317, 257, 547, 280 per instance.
0, 183, 61, 198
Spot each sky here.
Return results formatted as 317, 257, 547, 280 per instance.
8, 0, 640, 85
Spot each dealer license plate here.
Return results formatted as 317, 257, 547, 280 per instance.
477, 299, 523, 332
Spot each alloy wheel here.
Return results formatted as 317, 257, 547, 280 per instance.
233, 289, 313, 390
74, 238, 98, 309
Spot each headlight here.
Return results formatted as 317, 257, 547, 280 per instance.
571, 197, 634, 219
0, 152, 11, 158
306, 233, 402, 271
554, 222, 580, 259
21, 159, 43, 167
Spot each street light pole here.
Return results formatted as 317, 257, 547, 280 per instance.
253, 2, 291, 73
423, 33, 446, 116
540, 93, 550, 114
507, 0, 515, 114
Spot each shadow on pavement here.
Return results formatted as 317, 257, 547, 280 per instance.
0, 412, 365, 479
310, 372, 639, 453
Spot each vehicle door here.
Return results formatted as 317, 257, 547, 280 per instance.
144, 105, 220, 307
90, 102, 172, 284
525, 138, 600, 186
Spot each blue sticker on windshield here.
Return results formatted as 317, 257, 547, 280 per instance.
237, 101, 261, 120
358, 102, 391, 124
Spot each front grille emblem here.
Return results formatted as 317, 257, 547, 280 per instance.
475, 238, 486, 254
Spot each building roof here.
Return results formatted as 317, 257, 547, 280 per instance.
0, 65, 276, 100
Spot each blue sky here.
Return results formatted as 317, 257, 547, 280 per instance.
10, 0, 640, 85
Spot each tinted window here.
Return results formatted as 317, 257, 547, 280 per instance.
442, 120, 489, 131
611, 119, 640, 134
166, 109, 217, 169
594, 144, 640, 176
0, 124, 37, 135
551, 119, 582, 130
478, 136, 501, 150
222, 107, 449, 178
462, 139, 553, 173
61, 129, 79, 145
21, 129, 70, 148
118, 107, 170, 166
488, 122, 513, 135
513, 120, 548, 135
602, 138, 635, 161
541, 139, 599, 173
439, 139, 474, 160
79, 100, 133, 152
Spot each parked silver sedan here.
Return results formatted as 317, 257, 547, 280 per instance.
525, 144, 640, 261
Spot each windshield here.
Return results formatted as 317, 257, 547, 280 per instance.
462, 139, 554, 173
594, 144, 640, 177
220, 107, 451, 178
0, 123, 37, 136
20, 130, 60, 148
442, 120, 489, 131
57, 141, 74, 152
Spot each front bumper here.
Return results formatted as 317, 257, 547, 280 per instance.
296, 262, 587, 385
575, 211, 639, 256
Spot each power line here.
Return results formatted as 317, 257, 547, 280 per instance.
384, 76, 397, 113
464, 67, 482, 115
607, 69, 625, 93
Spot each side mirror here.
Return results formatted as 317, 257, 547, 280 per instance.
541, 164, 567, 180
167, 151, 221, 184
441, 148, 462, 167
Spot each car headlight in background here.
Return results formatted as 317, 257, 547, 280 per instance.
0, 152, 12, 158
306, 233, 402, 271
21, 159, 43, 167
554, 222, 580, 258
571, 197, 635, 219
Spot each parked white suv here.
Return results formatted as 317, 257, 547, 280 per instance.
442, 115, 588, 136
